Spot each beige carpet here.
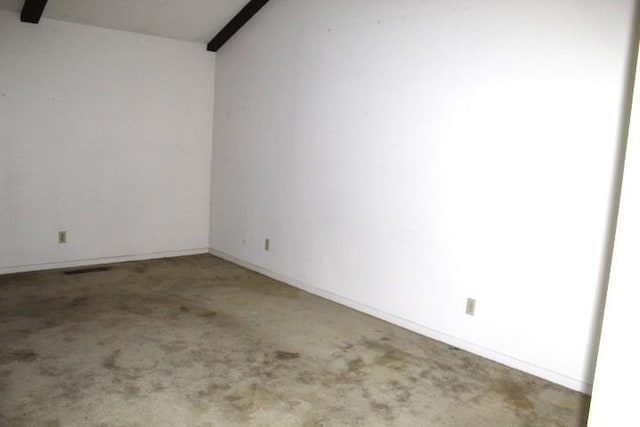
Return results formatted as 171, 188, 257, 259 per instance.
0, 255, 589, 426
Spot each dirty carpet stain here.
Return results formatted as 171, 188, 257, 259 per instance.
6, 349, 38, 362
275, 351, 300, 361
102, 350, 121, 370
198, 309, 218, 318
489, 378, 536, 412
0, 254, 590, 426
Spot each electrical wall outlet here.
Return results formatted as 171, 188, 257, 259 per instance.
466, 298, 476, 316
264, 238, 270, 251
58, 231, 67, 244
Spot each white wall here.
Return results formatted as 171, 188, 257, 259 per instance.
210, 0, 637, 392
0, 11, 215, 273
588, 40, 640, 425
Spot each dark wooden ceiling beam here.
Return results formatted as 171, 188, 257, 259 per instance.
207, 0, 270, 52
21, 0, 49, 24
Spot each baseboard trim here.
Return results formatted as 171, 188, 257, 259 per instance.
0, 248, 210, 275
208, 247, 592, 394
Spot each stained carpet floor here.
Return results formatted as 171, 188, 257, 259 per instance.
0, 255, 589, 426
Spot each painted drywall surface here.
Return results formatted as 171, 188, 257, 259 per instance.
588, 42, 640, 425
210, 0, 636, 390
0, 11, 215, 271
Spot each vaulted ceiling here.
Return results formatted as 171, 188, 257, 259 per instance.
0, 0, 250, 43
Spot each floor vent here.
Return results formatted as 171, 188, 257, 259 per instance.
63, 267, 110, 275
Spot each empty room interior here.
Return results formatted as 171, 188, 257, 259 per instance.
1, 0, 639, 425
